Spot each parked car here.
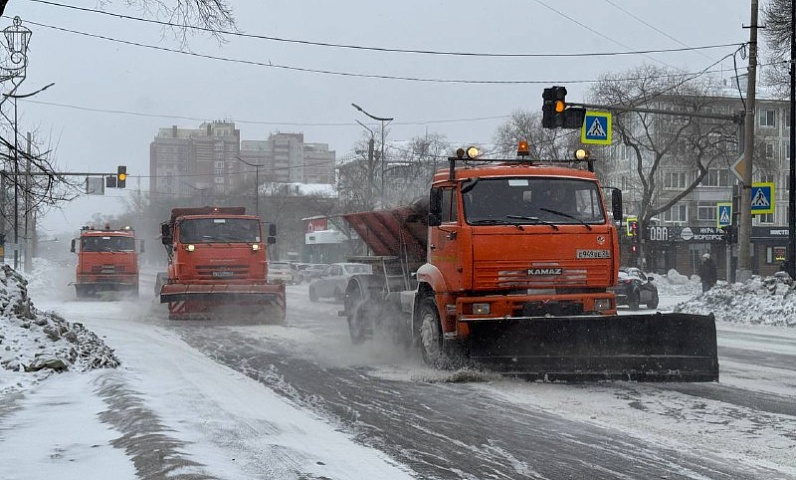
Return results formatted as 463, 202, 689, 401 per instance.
308, 263, 372, 302
299, 264, 329, 284
610, 267, 659, 310
267, 261, 294, 284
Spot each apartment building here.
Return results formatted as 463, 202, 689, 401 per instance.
239, 133, 335, 185
600, 88, 790, 278
151, 127, 336, 203
149, 121, 241, 200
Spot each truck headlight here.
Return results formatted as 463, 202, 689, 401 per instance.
186, 244, 195, 252
251, 244, 260, 251
472, 303, 491, 315
594, 298, 611, 311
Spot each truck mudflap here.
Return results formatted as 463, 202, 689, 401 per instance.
159, 283, 286, 323
463, 312, 718, 382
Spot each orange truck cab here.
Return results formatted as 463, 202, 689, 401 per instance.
70, 225, 141, 297
157, 206, 286, 322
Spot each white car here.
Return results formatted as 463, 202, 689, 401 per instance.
308, 263, 372, 302
267, 262, 294, 284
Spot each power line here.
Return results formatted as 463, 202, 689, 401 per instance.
23, 1, 741, 59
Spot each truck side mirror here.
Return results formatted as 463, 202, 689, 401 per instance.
611, 188, 623, 223
428, 188, 442, 226
266, 223, 277, 245
139, 240, 146, 253
70, 239, 76, 253
161, 224, 172, 246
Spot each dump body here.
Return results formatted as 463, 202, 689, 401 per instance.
342, 158, 719, 381
158, 206, 285, 322
72, 226, 139, 297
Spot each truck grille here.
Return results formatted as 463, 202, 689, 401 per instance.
92, 265, 122, 274
195, 264, 250, 280
473, 261, 611, 289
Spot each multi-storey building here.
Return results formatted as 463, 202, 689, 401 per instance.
150, 121, 241, 200
600, 86, 790, 278
239, 133, 335, 185
151, 128, 336, 203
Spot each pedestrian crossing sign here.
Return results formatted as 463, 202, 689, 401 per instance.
750, 182, 774, 215
581, 111, 612, 145
716, 203, 732, 227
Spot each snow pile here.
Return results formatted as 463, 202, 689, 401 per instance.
0, 264, 119, 382
675, 272, 796, 327
651, 268, 702, 296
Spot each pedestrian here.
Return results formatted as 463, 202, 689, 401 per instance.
698, 253, 717, 293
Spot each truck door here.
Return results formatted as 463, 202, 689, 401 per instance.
429, 187, 464, 291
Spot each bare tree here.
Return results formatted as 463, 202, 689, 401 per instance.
761, 0, 791, 94
589, 65, 738, 256
385, 133, 450, 207
492, 109, 582, 160
0, 0, 235, 32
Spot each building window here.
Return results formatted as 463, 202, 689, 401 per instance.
664, 171, 687, 189
756, 213, 774, 224
702, 169, 730, 187
697, 204, 717, 221
765, 142, 776, 160
759, 109, 776, 127
663, 204, 687, 223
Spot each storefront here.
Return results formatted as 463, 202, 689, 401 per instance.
622, 224, 791, 279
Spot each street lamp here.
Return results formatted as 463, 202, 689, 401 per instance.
352, 103, 393, 208
234, 156, 264, 216
0, 16, 31, 88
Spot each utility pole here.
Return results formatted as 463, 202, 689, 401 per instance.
788, 0, 796, 277
737, 0, 759, 283
24, 131, 31, 273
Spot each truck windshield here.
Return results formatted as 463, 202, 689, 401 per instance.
180, 218, 261, 243
81, 236, 136, 252
462, 177, 605, 225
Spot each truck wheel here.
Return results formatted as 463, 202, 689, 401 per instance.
309, 285, 318, 302
345, 278, 371, 344
628, 289, 640, 311
75, 285, 86, 299
418, 298, 446, 368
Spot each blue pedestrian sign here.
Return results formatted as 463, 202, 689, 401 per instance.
581, 111, 612, 145
716, 203, 732, 227
750, 182, 775, 215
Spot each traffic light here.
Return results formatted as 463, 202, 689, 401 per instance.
721, 225, 737, 244
542, 86, 586, 129
117, 165, 127, 188
542, 86, 567, 129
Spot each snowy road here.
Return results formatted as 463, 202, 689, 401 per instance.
7, 270, 796, 479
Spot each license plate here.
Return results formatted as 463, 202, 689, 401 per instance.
212, 271, 234, 278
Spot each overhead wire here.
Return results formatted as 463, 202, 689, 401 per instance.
24, 1, 741, 59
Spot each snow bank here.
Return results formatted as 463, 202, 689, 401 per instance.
675, 272, 796, 327
0, 264, 119, 387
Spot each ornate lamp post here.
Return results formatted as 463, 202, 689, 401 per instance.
1, 16, 31, 90
0, 16, 31, 269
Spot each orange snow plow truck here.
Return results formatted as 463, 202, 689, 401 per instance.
70, 224, 141, 298
341, 147, 719, 381
157, 206, 286, 323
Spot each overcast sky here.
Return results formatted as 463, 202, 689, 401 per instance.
2, 0, 753, 236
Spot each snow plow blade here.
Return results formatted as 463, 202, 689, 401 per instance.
465, 313, 718, 382
159, 283, 286, 322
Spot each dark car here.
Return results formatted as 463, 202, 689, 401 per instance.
611, 267, 659, 310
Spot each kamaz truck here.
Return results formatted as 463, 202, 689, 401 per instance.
341, 146, 719, 381
157, 206, 286, 323
70, 224, 141, 298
